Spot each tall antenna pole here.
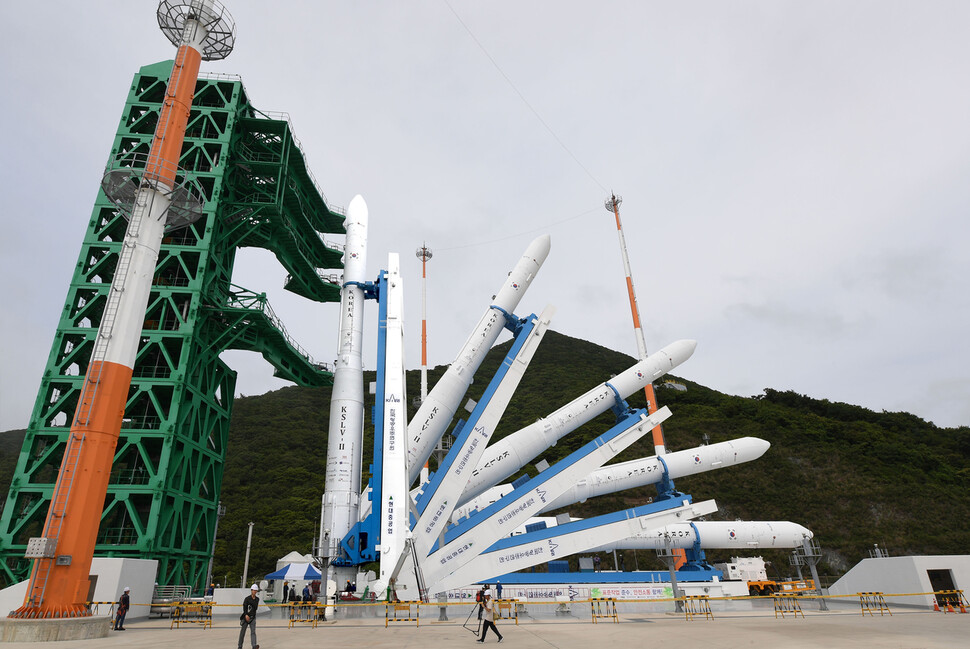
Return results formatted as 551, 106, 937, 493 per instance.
416, 244, 433, 402
604, 193, 667, 455
12, 0, 235, 619
416, 243, 433, 483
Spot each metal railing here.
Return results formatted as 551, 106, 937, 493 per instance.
242, 107, 345, 216
224, 286, 331, 373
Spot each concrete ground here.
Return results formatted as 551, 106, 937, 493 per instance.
0, 603, 967, 649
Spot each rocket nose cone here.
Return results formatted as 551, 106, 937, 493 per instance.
795, 524, 814, 539
526, 234, 551, 264
347, 194, 368, 224
670, 339, 697, 364
744, 437, 771, 458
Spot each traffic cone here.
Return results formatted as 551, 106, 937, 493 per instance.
946, 602, 955, 613
959, 601, 967, 614
933, 600, 940, 612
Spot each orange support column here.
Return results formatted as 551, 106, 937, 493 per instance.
145, 43, 202, 189
19, 362, 133, 617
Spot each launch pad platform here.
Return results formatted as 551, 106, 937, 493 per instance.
0, 600, 963, 649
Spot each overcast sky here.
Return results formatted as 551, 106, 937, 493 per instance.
1, 1, 968, 434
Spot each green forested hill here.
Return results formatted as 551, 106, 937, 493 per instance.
2, 331, 968, 587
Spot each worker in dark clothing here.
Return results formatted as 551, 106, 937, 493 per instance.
238, 584, 260, 649
114, 586, 130, 630
476, 584, 488, 619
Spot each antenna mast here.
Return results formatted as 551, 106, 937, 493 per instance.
605, 193, 667, 455
416, 243, 433, 402
416, 243, 434, 483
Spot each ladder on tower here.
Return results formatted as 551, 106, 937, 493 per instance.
23, 430, 86, 611
31, 172, 151, 610
73, 189, 148, 427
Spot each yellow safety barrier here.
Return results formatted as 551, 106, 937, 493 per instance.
170, 600, 212, 629
142, 589, 970, 628
859, 592, 891, 617
935, 589, 968, 613
287, 602, 322, 628
87, 601, 117, 621
684, 595, 714, 621
590, 597, 618, 624
495, 598, 519, 625
385, 600, 420, 627
773, 593, 804, 619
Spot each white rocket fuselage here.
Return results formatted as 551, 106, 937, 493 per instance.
456, 339, 697, 507
430, 498, 720, 595
377, 253, 409, 592
453, 436, 770, 520
412, 306, 556, 559
406, 234, 551, 485
423, 408, 673, 587
543, 436, 769, 513
321, 195, 368, 569
587, 520, 814, 552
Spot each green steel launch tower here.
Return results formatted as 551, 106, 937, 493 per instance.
0, 61, 343, 592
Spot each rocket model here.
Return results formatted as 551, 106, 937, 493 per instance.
542, 436, 768, 512
376, 254, 409, 593
456, 339, 697, 507
14, 1, 234, 619
587, 521, 814, 552
406, 235, 551, 485
453, 436, 771, 520
320, 195, 368, 585
431, 498, 720, 594
423, 407, 673, 586
411, 306, 555, 559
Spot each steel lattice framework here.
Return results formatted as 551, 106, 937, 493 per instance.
0, 61, 343, 592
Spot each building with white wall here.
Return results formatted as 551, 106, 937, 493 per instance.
829, 555, 970, 609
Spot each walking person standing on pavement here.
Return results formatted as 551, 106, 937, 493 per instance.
476, 584, 488, 620
478, 592, 503, 643
238, 583, 260, 649
114, 586, 130, 630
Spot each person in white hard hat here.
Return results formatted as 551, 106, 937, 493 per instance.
238, 584, 260, 649
114, 586, 130, 631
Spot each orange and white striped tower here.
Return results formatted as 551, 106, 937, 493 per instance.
416, 243, 433, 483
604, 193, 667, 455
416, 243, 433, 401
11, 1, 235, 619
